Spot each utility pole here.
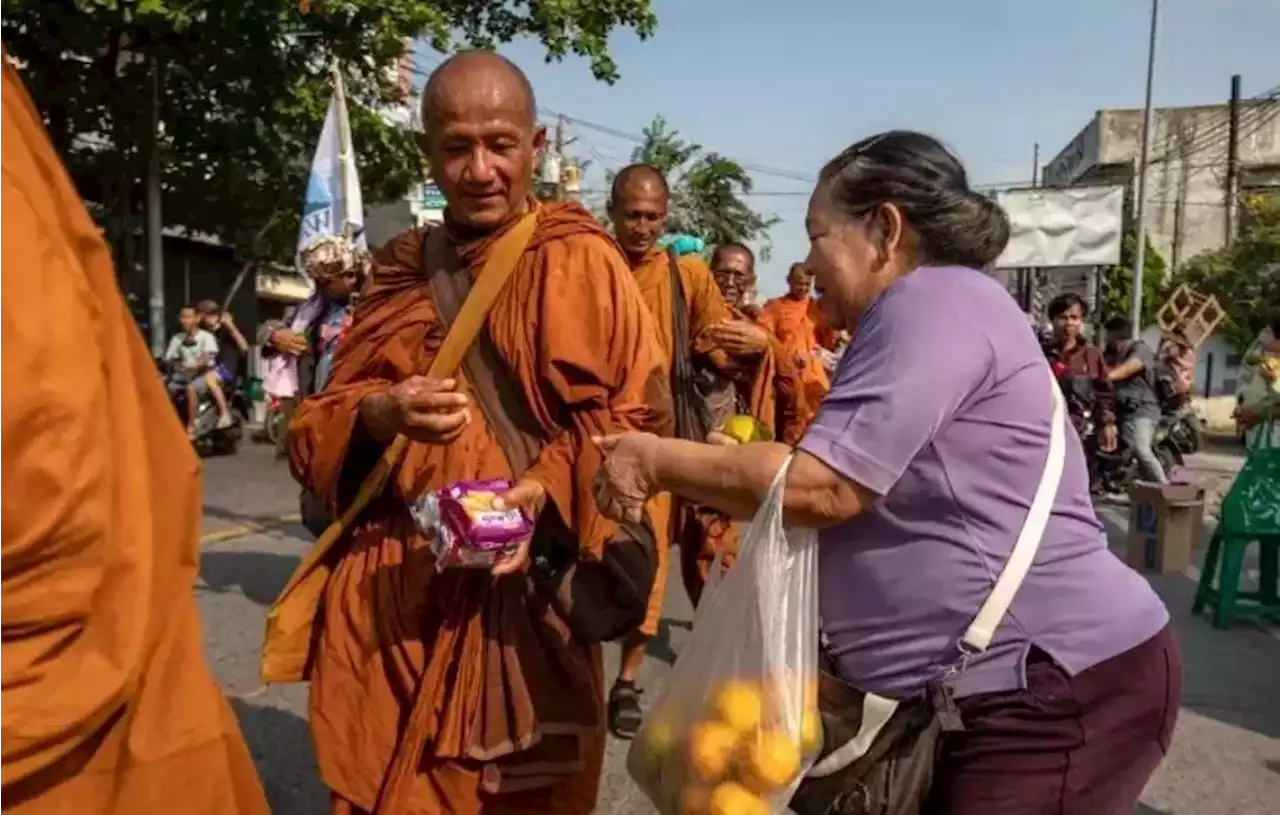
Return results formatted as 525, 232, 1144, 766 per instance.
553, 115, 567, 202
1224, 73, 1242, 245
1130, 0, 1160, 334
146, 54, 165, 357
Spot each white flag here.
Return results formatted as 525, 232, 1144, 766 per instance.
297, 74, 365, 269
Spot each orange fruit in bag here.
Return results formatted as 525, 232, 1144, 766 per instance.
742, 730, 802, 793
690, 721, 740, 781
715, 680, 764, 734
801, 708, 823, 753
644, 717, 678, 762
708, 781, 769, 815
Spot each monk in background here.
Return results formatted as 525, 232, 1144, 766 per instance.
709, 242, 807, 446
266, 52, 670, 814
1, 58, 269, 814
759, 262, 838, 426
606, 166, 780, 738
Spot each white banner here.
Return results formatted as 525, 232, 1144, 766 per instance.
994, 186, 1124, 268
297, 79, 365, 269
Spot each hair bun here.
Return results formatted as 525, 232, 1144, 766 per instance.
947, 192, 1010, 269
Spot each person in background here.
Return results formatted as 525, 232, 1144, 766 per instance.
1104, 315, 1167, 483
606, 164, 778, 739
164, 304, 233, 437
260, 234, 367, 452
1042, 293, 1117, 449
595, 128, 1179, 815
758, 262, 837, 426
2, 53, 269, 814
197, 299, 250, 385
1156, 325, 1196, 409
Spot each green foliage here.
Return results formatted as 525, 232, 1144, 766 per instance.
1101, 231, 1167, 327
1168, 193, 1280, 351
606, 115, 780, 258
2, 0, 656, 273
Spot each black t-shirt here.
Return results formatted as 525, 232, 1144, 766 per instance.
213, 325, 244, 380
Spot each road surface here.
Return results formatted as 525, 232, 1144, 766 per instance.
197, 443, 1279, 814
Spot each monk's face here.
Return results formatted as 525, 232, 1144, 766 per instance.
711, 247, 754, 306
610, 178, 668, 260
421, 67, 545, 229
786, 265, 813, 299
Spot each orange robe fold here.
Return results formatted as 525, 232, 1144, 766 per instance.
629, 250, 782, 610
0, 58, 269, 815
273, 204, 670, 813
759, 295, 836, 427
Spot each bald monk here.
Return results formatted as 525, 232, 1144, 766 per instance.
709, 243, 806, 445
605, 165, 779, 737
0, 58, 269, 814
758, 262, 837, 426
264, 52, 671, 814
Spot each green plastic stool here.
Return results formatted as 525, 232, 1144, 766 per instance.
1192, 413, 1280, 629
1192, 530, 1280, 629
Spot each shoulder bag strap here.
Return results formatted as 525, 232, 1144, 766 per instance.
426, 227, 543, 474
667, 248, 711, 442
296, 213, 539, 575
961, 366, 1068, 652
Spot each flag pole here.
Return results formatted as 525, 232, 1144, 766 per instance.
331, 58, 354, 239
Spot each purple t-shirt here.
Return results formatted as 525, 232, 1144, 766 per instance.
799, 265, 1169, 699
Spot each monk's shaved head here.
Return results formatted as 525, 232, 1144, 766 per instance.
417, 50, 545, 229
610, 164, 669, 203
421, 50, 536, 132
787, 262, 811, 283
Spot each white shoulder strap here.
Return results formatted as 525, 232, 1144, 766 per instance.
960, 367, 1067, 653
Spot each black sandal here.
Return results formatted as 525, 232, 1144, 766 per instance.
608, 679, 644, 740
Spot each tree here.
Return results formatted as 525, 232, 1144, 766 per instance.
1168, 193, 1280, 351
606, 115, 780, 257
1100, 231, 1167, 328
1, 0, 656, 283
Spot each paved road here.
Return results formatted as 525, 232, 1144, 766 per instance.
198, 443, 1279, 814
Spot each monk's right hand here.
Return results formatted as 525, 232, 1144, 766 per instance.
359, 376, 471, 445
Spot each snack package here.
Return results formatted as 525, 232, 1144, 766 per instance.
410, 478, 533, 570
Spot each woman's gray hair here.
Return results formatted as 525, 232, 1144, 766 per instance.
817, 130, 1010, 270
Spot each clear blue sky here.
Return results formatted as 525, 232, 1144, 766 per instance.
421, 0, 1279, 296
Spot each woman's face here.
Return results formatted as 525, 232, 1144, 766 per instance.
804, 186, 902, 332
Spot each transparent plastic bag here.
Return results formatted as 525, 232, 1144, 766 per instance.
628, 456, 821, 814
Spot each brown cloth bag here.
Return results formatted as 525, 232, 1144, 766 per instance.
426, 228, 657, 644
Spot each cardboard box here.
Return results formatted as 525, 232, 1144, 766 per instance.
1126, 482, 1205, 575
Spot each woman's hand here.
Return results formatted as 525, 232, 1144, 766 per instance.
489, 479, 547, 577
359, 376, 471, 444
593, 432, 663, 524
269, 328, 309, 356
706, 320, 769, 357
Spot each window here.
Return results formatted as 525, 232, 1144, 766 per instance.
1226, 353, 1242, 368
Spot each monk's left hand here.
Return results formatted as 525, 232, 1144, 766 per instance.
707, 320, 768, 357
592, 432, 662, 525
490, 479, 547, 577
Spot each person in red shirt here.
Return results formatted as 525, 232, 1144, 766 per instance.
1042, 293, 1117, 451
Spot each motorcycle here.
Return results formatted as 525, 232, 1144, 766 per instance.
158, 360, 250, 457
1081, 405, 1201, 496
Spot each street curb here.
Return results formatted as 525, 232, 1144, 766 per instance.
200, 513, 302, 545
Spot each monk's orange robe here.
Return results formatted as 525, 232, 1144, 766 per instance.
0, 58, 269, 815
759, 295, 836, 427
629, 250, 782, 609
270, 204, 670, 814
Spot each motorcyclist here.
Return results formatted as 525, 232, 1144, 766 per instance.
1042, 293, 1117, 452
196, 299, 250, 386
1104, 315, 1167, 483
163, 304, 233, 438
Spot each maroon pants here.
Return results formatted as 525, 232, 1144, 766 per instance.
926, 625, 1181, 815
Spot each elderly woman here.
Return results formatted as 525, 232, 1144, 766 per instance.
596, 131, 1179, 814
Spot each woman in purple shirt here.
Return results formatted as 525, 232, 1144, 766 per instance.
595, 130, 1179, 814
